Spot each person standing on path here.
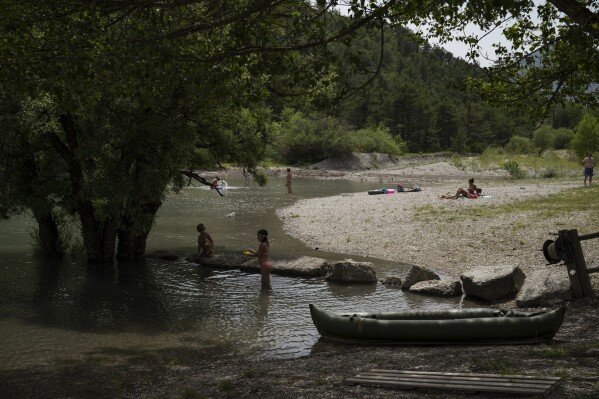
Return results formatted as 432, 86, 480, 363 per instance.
285, 168, 292, 194
582, 153, 595, 186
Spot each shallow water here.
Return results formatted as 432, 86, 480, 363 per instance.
0, 177, 469, 369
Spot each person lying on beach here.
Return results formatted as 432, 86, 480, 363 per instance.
440, 178, 482, 199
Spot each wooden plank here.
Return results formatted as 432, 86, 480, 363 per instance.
370, 369, 561, 381
348, 378, 547, 395
358, 369, 561, 388
368, 369, 560, 386
348, 369, 561, 396
349, 370, 561, 394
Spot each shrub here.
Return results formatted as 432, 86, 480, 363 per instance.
553, 128, 574, 150
344, 124, 405, 155
541, 167, 558, 178
253, 173, 268, 186
272, 108, 352, 164
505, 136, 537, 155
503, 160, 525, 179
571, 114, 599, 157
532, 125, 555, 154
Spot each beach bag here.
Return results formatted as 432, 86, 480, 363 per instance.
467, 192, 478, 199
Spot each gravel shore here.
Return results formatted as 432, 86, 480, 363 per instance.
276, 163, 598, 279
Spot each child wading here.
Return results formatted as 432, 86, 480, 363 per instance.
246, 229, 272, 290
197, 223, 214, 257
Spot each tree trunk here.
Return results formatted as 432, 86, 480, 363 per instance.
117, 229, 150, 260
34, 212, 64, 258
116, 201, 162, 260
79, 202, 118, 263
56, 113, 119, 264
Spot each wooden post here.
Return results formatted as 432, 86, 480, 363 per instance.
559, 230, 583, 298
564, 229, 594, 298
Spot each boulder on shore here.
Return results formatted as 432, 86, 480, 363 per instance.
516, 267, 573, 307
272, 256, 328, 277
381, 275, 402, 287
409, 280, 463, 297
186, 253, 247, 269
460, 265, 525, 302
324, 259, 378, 283
401, 265, 440, 289
240, 256, 328, 277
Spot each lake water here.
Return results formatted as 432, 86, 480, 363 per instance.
0, 176, 469, 370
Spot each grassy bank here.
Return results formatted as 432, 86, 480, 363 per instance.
451, 149, 580, 179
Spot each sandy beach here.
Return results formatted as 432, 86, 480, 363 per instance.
276, 161, 599, 279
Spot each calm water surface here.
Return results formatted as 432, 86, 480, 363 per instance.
0, 177, 469, 370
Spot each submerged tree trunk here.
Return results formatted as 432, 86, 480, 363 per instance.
34, 212, 64, 258
116, 201, 162, 260
79, 202, 118, 263
117, 229, 150, 260
56, 113, 119, 264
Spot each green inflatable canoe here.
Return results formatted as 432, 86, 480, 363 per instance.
309, 304, 565, 344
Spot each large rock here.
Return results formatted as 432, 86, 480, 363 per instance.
381, 275, 403, 287
409, 280, 463, 297
187, 253, 247, 269
401, 265, 440, 289
239, 256, 328, 277
460, 265, 525, 302
240, 258, 260, 273
273, 256, 327, 277
516, 268, 573, 307
324, 259, 378, 283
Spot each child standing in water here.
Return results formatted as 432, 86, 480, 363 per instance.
197, 223, 214, 257
285, 168, 292, 194
246, 229, 272, 290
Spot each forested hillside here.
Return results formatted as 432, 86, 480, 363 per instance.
270, 23, 598, 162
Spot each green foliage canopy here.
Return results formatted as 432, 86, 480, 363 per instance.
571, 114, 599, 157
382, 1, 599, 116
0, 1, 389, 262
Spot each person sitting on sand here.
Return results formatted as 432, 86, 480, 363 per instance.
441, 178, 482, 199
197, 223, 214, 257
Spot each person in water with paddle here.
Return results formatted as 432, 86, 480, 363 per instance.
246, 229, 272, 290
441, 178, 482, 199
197, 223, 214, 257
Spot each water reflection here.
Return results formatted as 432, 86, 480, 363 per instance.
326, 282, 379, 298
